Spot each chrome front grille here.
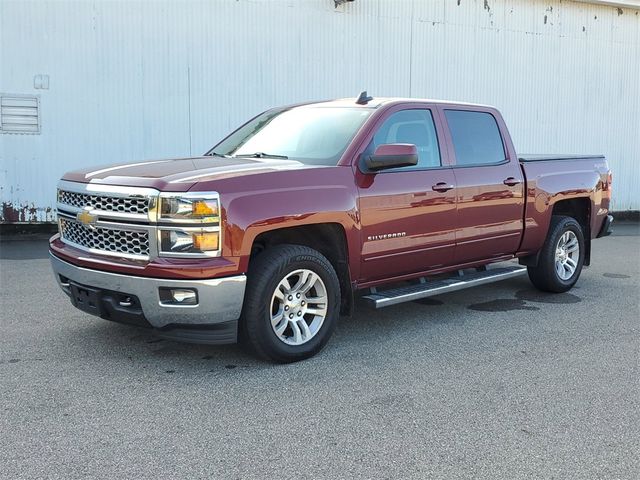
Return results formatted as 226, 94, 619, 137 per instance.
56, 181, 222, 261
56, 181, 158, 260
59, 218, 150, 258
58, 189, 149, 215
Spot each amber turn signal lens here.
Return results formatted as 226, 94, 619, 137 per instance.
193, 232, 219, 251
192, 200, 218, 217
159, 196, 219, 223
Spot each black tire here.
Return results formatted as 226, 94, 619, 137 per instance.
240, 244, 341, 363
527, 215, 585, 293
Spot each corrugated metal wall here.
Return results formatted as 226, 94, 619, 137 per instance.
1, 0, 638, 222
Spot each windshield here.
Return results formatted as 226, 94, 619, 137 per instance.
209, 107, 372, 166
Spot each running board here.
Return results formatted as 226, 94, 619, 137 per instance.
362, 265, 528, 309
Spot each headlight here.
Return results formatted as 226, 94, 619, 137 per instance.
157, 192, 221, 257
159, 194, 219, 223
159, 228, 220, 256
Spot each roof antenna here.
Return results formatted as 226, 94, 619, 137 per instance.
356, 91, 373, 105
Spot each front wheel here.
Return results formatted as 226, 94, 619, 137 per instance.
527, 215, 585, 293
241, 244, 341, 363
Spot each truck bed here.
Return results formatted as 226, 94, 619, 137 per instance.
519, 154, 605, 162
517, 153, 611, 256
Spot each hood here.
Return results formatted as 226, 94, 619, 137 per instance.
62, 156, 317, 191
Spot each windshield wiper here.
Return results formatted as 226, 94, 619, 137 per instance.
237, 152, 289, 159
207, 152, 230, 158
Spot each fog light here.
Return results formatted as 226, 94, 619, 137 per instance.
159, 288, 198, 306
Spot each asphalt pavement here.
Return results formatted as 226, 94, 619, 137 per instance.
1, 224, 638, 479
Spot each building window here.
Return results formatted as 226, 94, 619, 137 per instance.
0, 95, 40, 134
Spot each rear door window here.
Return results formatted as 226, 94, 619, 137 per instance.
444, 110, 505, 166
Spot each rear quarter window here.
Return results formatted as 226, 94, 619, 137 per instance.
444, 110, 505, 166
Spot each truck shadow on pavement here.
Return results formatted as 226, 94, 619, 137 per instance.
68, 278, 587, 371
466, 288, 582, 312
18, 243, 597, 372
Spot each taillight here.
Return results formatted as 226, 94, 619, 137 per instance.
604, 171, 612, 191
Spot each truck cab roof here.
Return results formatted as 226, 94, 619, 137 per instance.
298, 96, 494, 110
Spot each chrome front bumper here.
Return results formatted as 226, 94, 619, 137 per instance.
50, 253, 246, 329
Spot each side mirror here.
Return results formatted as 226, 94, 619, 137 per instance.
364, 144, 418, 171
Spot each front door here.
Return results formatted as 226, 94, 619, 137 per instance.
356, 106, 457, 284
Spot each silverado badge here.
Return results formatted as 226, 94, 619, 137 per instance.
367, 232, 406, 241
76, 207, 97, 228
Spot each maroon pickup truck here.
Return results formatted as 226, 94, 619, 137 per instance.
50, 93, 613, 362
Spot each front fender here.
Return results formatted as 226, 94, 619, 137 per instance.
213, 166, 361, 273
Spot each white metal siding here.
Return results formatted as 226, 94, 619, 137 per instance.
0, 0, 638, 222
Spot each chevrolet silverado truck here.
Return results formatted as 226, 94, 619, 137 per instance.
50, 93, 613, 362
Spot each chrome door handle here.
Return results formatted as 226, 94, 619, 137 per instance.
432, 182, 454, 192
503, 177, 521, 186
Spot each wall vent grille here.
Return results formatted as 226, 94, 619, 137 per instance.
0, 95, 40, 134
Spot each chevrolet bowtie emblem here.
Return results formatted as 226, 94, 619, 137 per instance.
77, 207, 97, 227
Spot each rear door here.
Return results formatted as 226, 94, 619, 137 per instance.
355, 105, 457, 284
439, 107, 524, 264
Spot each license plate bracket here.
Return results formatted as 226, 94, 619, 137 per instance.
69, 282, 102, 316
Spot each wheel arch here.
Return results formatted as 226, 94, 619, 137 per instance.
551, 198, 591, 266
249, 223, 354, 315
520, 197, 592, 267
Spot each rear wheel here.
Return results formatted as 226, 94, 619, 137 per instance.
527, 215, 585, 293
241, 244, 340, 363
